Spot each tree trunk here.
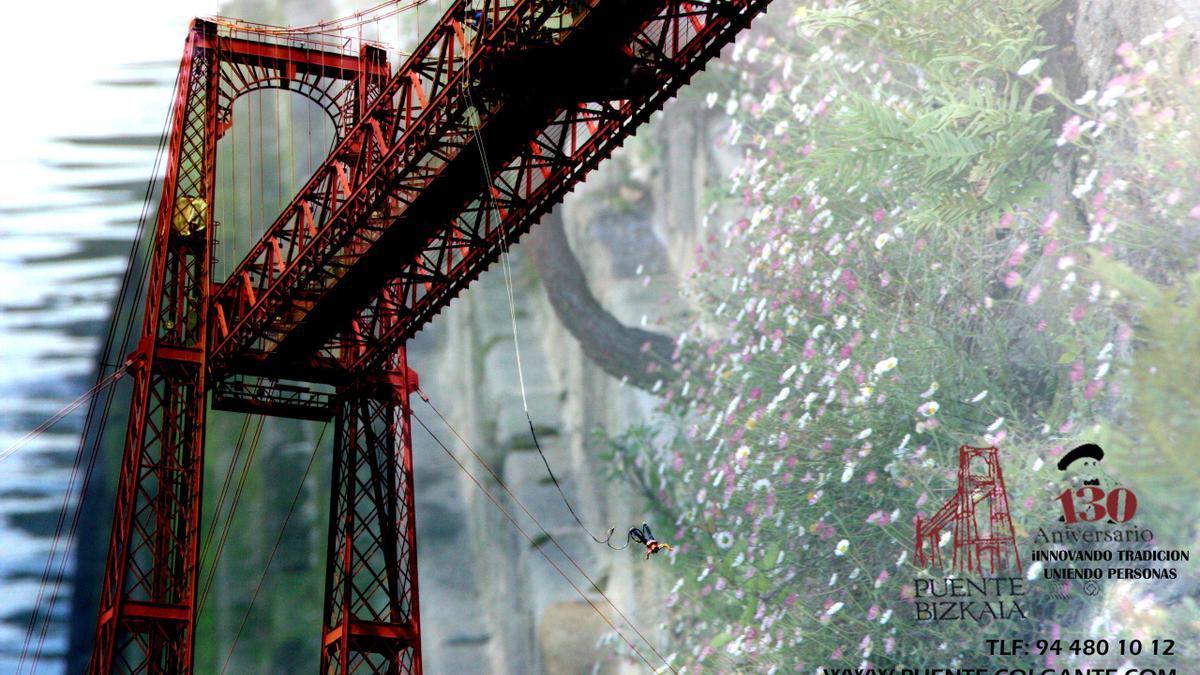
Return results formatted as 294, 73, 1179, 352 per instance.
527, 212, 675, 390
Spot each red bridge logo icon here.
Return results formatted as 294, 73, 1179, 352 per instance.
915, 445, 1023, 575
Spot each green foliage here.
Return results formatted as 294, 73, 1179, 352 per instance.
1091, 259, 1200, 544
601, 0, 1200, 671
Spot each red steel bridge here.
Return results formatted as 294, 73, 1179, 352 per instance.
88, 0, 771, 672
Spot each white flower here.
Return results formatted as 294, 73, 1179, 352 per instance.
969, 390, 988, 403
1095, 362, 1110, 379
1139, 31, 1163, 46
835, 314, 848, 330
780, 364, 798, 382
1017, 58, 1042, 76
873, 356, 898, 375
919, 382, 939, 398
753, 478, 772, 491
826, 602, 844, 617
917, 401, 940, 417
874, 232, 892, 250
841, 462, 856, 483
714, 531, 735, 549
856, 427, 873, 440
705, 92, 719, 108
736, 445, 751, 461
767, 387, 791, 412
834, 539, 850, 556
986, 417, 1005, 432
1027, 561, 1044, 581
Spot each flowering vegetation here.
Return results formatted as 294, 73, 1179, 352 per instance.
604, 0, 1200, 671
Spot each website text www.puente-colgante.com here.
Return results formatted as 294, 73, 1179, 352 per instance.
820, 662, 1176, 667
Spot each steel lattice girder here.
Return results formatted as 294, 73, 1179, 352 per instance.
321, 357, 422, 674
89, 0, 774, 672
89, 20, 392, 673
207, 0, 772, 380
90, 24, 218, 673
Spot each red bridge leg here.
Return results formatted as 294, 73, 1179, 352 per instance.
89, 21, 219, 674
321, 348, 423, 673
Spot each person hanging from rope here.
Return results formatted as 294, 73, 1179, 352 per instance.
627, 522, 672, 561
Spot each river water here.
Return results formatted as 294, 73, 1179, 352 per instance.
0, 46, 184, 674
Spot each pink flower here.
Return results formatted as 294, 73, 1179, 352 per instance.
1069, 361, 1085, 383
1026, 284, 1042, 305
1040, 210, 1059, 234
1057, 115, 1083, 145
1007, 241, 1029, 267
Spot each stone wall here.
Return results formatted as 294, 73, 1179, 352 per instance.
409, 96, 726, 673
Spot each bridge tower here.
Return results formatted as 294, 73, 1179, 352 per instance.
85, 1, 774, 672
86, 19, 418, 673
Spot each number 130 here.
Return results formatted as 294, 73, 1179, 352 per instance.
1057, 486, 1138, 523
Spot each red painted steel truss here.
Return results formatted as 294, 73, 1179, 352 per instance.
915, 445, 1023, 575
207, 0, 771, 379
90, 0, 772, 672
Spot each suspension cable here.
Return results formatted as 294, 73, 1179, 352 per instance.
0, 364, 127, 464
412, 410, 674, 674
19, 58, 183, 673
415, 390, 676, 673
459, 67, 629, 551
217, 422, 328, 674
197, 416, 266, 614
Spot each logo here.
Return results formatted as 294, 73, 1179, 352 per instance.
1032, 442, 1187, 595
915, 445, 1022, 574
911, 445, 1028, 622
1055, 443, 1137, 524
